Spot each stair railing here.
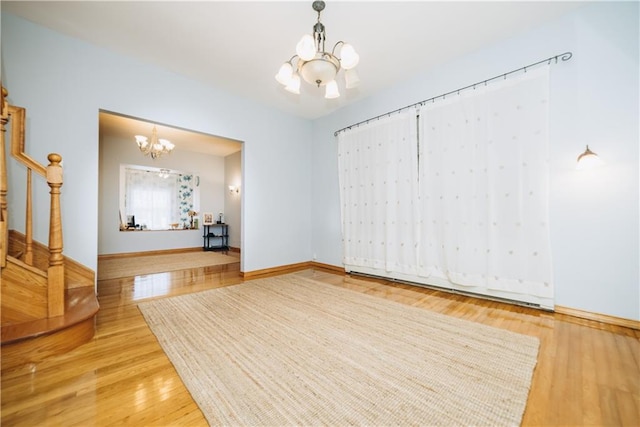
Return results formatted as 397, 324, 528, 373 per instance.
1, 86, 65, 317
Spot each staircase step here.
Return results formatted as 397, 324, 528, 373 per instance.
1, 287, 99, 369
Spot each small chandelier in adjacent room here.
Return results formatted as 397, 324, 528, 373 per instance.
275, 0, 360, 99
135, 125, 175, 160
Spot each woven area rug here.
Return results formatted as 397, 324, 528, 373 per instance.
98, 251, 238, 280
138, 274, 539, 426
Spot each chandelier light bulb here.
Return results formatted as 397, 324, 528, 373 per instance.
275, 62, 294, 85
296, 34, 316, 61
339, 43, 360, 70
135, 135, 148, 149
159, 139, 175, 151
325, 80, 340, 99
285, 73, 301, 94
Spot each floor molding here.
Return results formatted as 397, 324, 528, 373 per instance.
555, 305, 639, 331
309, 261, 346, 275
98, 247, 202, 260
241, 262, 313, 279
244, 262, 638, 331
241, 261, 345, 279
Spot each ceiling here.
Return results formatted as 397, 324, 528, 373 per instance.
99, 111, 243, 157
4, 1, 585, 153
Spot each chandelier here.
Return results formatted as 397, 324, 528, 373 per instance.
134, 125, 175, 160
275, 0, 360, 99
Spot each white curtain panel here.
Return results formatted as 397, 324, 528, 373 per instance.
338, 111, 419, 274
417, 67, 553, 301
125, 168, 179, 230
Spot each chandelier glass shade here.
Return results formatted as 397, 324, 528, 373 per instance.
135, 125, 175, 160
275, 0, 359, 99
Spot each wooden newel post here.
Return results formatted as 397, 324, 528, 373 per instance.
0, 86, 8, 268
46, 153, 64, 317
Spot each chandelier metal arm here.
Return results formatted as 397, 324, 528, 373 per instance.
331, 41, 345, 57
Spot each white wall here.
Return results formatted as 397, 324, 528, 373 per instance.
2, 13, 313, 274
311, 2, 639, 320
98, 130, 229, 255
225, 150, 242, 249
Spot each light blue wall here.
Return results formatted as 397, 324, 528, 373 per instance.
2, 13, 313, 274
312, 2, 639, 320
225, 150, 242, 249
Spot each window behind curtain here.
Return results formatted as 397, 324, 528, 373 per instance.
338, 110, 419, 274
123, 166, 196, 230
337, 67, 553, 308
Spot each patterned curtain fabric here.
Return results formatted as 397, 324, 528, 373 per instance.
338, 111, 419, 274
178, 174, 195, 226
417, 67, 553, 300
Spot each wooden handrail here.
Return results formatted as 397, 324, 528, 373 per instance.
8, 105, 46, 177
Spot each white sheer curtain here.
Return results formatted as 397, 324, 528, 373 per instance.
338, 111, 418, 274
125, 168, 179, 230
417, 67, 553, 303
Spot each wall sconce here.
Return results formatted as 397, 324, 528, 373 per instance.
576, 145, 602, 170
228, 185, 240, 195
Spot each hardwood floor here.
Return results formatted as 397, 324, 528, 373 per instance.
2, 261, 639, 426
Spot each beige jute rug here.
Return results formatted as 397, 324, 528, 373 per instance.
98, 251, 238, 280
138, 274, 539, 426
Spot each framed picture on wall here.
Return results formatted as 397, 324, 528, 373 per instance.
202, 212, 214, 225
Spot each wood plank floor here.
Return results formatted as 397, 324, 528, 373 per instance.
2, 261, 639, 426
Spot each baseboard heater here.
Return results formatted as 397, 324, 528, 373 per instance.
346, 269, 554, 312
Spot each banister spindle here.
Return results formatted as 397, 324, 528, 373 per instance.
24, 169, 33, 265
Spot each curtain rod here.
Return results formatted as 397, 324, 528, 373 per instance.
334, 51, 573, 137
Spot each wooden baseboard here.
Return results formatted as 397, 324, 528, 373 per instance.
9, 229, 95, 289
241, 260, 640, 331
241, 262, 314, 279
309, 261, 346, 275
555, 305, 639, 331
240, 261, 346, 279
64, 255, 96, 289
98, 247, 203, 261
